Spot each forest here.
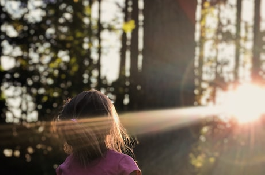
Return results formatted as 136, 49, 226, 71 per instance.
1, 0, 265, 175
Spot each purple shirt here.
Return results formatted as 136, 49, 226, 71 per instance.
56, 149, 141, 175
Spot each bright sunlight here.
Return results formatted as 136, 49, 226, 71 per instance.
220, 83, 265, 123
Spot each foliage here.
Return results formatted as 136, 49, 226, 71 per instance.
1, 0, 97, 121
122, 20, 135, 33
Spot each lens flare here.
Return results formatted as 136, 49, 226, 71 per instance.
220, 83, 265, 123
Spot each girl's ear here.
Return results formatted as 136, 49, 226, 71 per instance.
63, 142, 73, 154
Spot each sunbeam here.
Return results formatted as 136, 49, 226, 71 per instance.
119, 106, 219, 135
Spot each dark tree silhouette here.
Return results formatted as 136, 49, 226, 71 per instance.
114, 0, 130, 111
252, 0, 261, 82
140, 0, 196, 109
132, 1, 198, 175
128, 0, 140, 110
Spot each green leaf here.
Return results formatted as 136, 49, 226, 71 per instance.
122, 20, 135, 33
85, 7, 91, 15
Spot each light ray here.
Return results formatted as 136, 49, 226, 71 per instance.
0, 105, 220, 139
119, 106, 220, 135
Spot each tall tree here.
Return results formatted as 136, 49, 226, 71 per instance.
234, 0, 242, 82
97, 0, 102, 89
114, 0, 129, 111
133, 1, 198, 175
141, 0, 196, 109
252, 0, 261, 82
128, 0, 139, 110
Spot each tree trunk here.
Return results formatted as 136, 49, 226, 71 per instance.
252, 0, 261, 82
141, 0, 196, 109
97, 0, 102, 89
234, 0, 242, 82
129, 0, 139, 110
115, 0, 129, 111
134, 1, 198, 175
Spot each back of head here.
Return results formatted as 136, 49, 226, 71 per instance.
55, 90, 129, 166
60, 90, 111, 119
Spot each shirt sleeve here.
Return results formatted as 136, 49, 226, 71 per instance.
118, 155, 141, 175
56, 166, 62, 175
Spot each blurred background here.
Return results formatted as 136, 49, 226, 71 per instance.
2, 0, 265, 174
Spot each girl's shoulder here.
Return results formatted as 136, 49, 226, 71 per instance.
56, 150, 141, 175
105, 149, 134, 163
106, 149, 128, 159
106, 149, 141, 175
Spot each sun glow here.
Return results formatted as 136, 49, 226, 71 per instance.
220, 84, 265, 123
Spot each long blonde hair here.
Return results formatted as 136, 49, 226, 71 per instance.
54, 90, 131, 166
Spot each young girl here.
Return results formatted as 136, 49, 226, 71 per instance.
54, 90, 141, 175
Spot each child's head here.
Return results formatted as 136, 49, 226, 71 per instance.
54, 90, 129, 165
